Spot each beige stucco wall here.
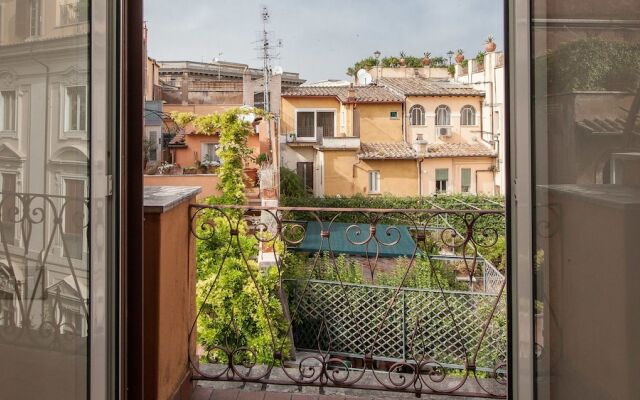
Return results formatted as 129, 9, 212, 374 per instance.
322, 150, 420, 196
406, 96, 485, 144
420, 157, 496, 196
358, 103, 403, 143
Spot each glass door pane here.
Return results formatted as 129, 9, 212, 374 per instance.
531, 1, 640, 398
0, 0, 95, 398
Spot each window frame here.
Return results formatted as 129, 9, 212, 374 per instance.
57, 0, 89, 27
60, 176, 88, 261
409, 104, 426, 126
461, 105, 477, 126
368, 170, 381, 194
435, 168, 449, 193
461, 167, 472, 193
435, 105, 452, 126
29, 0, 42, 37
294, 108, 336, 142
64, 85, 88, 134
200, 142, 221, 164
0, 90, 17, 133
389, 111, 399, 120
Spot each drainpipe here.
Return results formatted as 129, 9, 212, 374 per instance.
417, 158, 424, 197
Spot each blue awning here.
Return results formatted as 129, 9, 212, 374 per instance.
288, 221, 421, 258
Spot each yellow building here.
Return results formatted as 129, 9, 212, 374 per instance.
280, 78, 497, 197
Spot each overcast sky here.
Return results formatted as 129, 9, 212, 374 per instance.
144, 0, 504, 82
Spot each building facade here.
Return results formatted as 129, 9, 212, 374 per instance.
280, 78, 497, 197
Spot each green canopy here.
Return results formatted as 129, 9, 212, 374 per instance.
289, 222, 421, 258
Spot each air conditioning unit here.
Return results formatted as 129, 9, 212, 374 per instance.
437, 126, 452, 138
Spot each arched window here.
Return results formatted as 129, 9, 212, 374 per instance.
409, 105, 425, 126
435, 105, 451, 126
461, 105, 476, 126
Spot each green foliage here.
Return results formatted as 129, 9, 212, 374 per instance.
279, 167, 307, 198
346, 56, 378, 77
480, 236, 506, 273
256, 152, 269, 165
347, 53, 449, 76
475, 51, 486, 65
542, 38, 640, 93
448, 64, 456, 76
196, 214, 290, 364
170, 111, 196, 128
375, 256, 465, 290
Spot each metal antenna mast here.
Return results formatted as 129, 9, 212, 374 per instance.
257, 6, 282, 113
261, 7, 271, 113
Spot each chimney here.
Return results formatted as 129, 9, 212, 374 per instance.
347, 83, 356, 103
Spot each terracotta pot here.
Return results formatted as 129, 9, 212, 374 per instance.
244, 168, 258, 187
455, 53, 465, 64
399, 57, 406, 67
422, 57, 431, 66
485, 42, 497, 52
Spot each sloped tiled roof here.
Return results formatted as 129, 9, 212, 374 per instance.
358, 142, 418, 159
168, 124, 219, 147
282, 85, 403, 103
420, 143, 497, 158
379, 77, 484, 97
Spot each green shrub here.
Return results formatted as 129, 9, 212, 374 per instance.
279, 167, 307, 198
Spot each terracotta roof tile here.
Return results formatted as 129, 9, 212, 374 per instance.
379, 77, 484, 97
358, 142, 418, 160
420, 143, 497, 158
282, 85, 402, 103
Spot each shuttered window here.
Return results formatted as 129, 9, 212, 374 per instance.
368, 171, 380, 193
435, 168, 448, 193
461, 168, 471, 192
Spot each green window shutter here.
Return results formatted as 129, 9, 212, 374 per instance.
435, 168, 448, 181
461, 168, 471, 187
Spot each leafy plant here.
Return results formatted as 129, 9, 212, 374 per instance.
196, 214, 290, 364
476, 51, 487, 65
279, 167, 306, 198
485, 35, 495, 44
541, 38, 640, 93
256, 152, 269, 165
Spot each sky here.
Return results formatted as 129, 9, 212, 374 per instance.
144, 0, 504, 82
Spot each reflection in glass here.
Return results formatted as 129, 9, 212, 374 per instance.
0, 0, 90, 398
531, 2, 640, 398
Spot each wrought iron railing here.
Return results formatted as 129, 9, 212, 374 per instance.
0, 193, 89, 352
189, 204, 507, 398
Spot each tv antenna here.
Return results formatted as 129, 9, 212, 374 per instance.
256, 6, 283, 113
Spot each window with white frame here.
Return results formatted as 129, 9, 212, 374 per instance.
64, 86, 87, 132
435, 105, 451, 126
58, 0, 89, 26
148, 132, 158, 162
295, 110, 335, 140
1, 91, 16, 132
435, 168, 448, 193
409, 105, 425, 126
201, 143, 220, 165
368, 170, 380, 194
461, 105, 476, 126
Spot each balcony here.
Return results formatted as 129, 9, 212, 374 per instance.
185, 201, 507, 399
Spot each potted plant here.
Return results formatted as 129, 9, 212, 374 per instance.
422, 52, 431, 67
399, 51, 407, 67
455, 49, 465, 64
485, 35, 497, 52
256, 152, 268, 166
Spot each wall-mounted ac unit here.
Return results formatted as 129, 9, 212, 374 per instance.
437, 126, 452, 138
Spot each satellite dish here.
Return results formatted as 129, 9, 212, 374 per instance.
357, 69, 373, 85
272, 66, 284, 76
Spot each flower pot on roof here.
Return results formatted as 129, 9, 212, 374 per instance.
485, 35, 497, 52
455, 49, 465, 64
422, 52, 431, 67
399, 51, 407, 67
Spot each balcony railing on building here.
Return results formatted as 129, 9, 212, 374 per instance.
189, 203, 507, 398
